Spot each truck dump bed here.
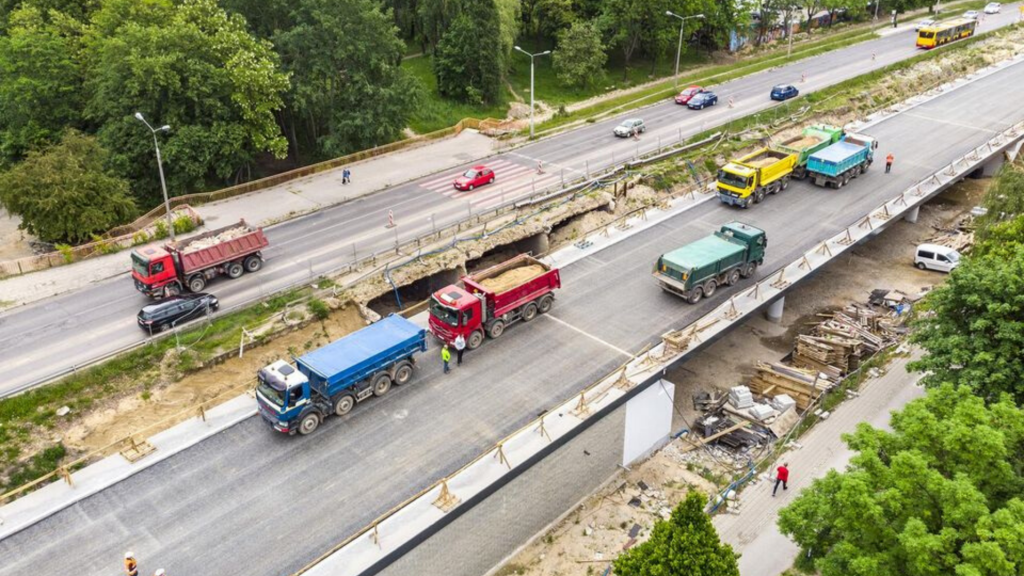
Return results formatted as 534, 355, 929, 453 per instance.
464, 254, 561, 317
808, 141, 869, 178
776, 125, 844, 164
660, 234, 745, 274
296, 315, 426, 391
735, 148, 797, 186
170, 220, 269, 274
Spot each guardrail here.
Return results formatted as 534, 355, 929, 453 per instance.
291, 117, 1024, 576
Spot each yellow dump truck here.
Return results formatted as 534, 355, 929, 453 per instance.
716, 148, 798, 208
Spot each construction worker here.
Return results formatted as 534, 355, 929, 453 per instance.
441, 344, 451, 374
124, 552, 139, 576
885, 152, 895, 173
454, 333, 466, 366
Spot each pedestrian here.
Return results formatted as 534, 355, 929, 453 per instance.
342, 168, 351, 184
124, 552, 139, 576
454, 334, 466, 366
885, 152, 894, 173
441, 344, 451, 374
772, 462, 790, 496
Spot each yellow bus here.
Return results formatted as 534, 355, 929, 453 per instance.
916, 18, 977, 49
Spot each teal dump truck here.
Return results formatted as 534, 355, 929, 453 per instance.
775, 124, 845, 179
807, 133, 877, 188
653, 222, 767, 304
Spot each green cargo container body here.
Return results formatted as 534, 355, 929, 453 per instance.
776, 124, 845, 179
653, 222, 767, 304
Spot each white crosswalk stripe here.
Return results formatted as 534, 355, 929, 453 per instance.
418, 158, 570, 210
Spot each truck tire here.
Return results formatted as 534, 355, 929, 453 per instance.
522, 303, 539, 322
188, 275, 206, 292
393, 361, 414, 385
754, 189, 766, 204
781, 176, 790, 190
741, 262, 758, 278
244, 255, 263, 273
687, 287, 703, 305
467, 330, 484, 350
537, 295, 554, 314
372, 373, 392, 397
703, 279, 718, 298
726, 269, 741, 286
487, 319, 505, 339
298, 412, 320, 435
334, 395, 355, 417
226, 261, 244, 279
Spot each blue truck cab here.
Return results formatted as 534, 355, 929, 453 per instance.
256, 315, 426, 435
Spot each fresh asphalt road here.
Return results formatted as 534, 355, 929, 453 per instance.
3, 54, 1023, 576
1, 8, 1021, 397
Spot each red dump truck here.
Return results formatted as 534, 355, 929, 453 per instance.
428, 254, 561, 349
130, 220, 269, 297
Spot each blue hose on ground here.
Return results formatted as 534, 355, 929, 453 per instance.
708, 459, 757, 514
383, 264, 403, 310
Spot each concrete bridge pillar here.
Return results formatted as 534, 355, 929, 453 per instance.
973, 153, 1006, 179
905, 205, 920, 224
519, 232, 550, 257
765, 296, 785, 324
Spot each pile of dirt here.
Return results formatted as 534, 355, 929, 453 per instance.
478, 264, 545, 293
745, 158, 777, 168
787, 136, 822, 149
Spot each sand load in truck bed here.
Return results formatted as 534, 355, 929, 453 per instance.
746, 158, 780, 168
786, 136, 823, 150
182, 226, 252, 253
478, 264, 547, 293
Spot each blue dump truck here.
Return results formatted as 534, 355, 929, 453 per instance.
806, 133, 877, 188
653, 222, 767, 304
255, 315, 426, 435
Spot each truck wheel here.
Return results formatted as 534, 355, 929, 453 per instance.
372, 373, 392, 397
334, 395, 355, 417
687, 287, 703, 305
537, 295, 554, 314
226, 261, 244, 279
741, 262, 757, 278
188, 275, 206, 292
781, 176, 790, 190
244, 255, 263, 273
298, 412, 320, 435
703, 280, 718, 298
467, 330, 484, 350
393, 362, 414, 385
726, 269, 741, 286
754, 190, 765, 204
522, 303, 539, 322
487, 320, 505, 339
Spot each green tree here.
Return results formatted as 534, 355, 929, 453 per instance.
0, 130, 136, 243
613, 491, 739, 576
433, 0, 504, 104
977, 165, 1024, 242
691, 0, 745, 54
553, 19, 605, 88
85, 0, 289, 205
908, 243, 1024, 404
778, 385, 1024, 576
274, 0, 418, 159
601, 0, 645, 80
0, 5, 86, 165
495, 0, 522, 69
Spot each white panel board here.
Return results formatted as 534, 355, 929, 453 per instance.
623, 380, 674, 466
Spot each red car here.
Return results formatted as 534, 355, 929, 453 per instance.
674, 86, 704, 105
453, 166, 495, 191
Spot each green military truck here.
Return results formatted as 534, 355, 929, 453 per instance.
774, 124, 845, 180
653, 222, 767, 304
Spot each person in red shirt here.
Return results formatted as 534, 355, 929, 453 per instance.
772, 463, 790, 497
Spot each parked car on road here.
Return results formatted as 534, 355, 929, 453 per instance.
613, 118, 646, 137
915, 244, 961, 273
137, 293, 219, 334
770, 84, 799, 101
453, 165, 495, 191
963, 10, 980, 19
915, 18, 936, 30
983, 2, 1001, 14
687, 91, 719, 109
674, 85, 704, 105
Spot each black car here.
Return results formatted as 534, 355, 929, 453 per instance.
770, 84, 799, 101
138, 293, 219, 334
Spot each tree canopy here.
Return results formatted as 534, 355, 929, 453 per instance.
778, 385, 1024, 576
433, 0, 504, 104
553, 19, 606, 88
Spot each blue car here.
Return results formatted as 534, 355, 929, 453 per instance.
687, 91, 718, 110
771, 84, 799, 101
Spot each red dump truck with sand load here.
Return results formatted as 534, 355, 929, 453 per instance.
131, 220, 269, 297
428, 254, 561, 349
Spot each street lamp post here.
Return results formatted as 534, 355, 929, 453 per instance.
514, 46, 551, 139
134, 112, 175, 242
666, 12, 705, 88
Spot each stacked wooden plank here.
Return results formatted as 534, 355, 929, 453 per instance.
792, 334, 860, 376
748, 362, 835, 411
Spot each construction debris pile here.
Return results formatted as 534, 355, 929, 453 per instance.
181, 224, 253, 253
923, 211, 976, 253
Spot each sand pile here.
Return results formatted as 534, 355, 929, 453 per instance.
787, 136, 822, 149
478, 264, 545, 293
746, 158, 778, 168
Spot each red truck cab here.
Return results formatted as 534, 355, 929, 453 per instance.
131, 246, 179, 295
428, 254, 560, 349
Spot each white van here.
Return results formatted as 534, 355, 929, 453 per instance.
915, 243, 961, 273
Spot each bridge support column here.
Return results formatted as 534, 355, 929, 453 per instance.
765, 297, 785, 324
973, 153, 1005, 179
519, 232, 550, 256
905, 205, 920, 224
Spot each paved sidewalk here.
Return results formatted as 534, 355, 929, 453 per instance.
0, 130, 496, 310
713, 352, 926, 576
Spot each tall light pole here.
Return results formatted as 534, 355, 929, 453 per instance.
514, 46, 551, 139
134, 112, 175, 242
666, 12, 705, 89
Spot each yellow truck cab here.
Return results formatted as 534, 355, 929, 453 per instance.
716, 148, 797, 208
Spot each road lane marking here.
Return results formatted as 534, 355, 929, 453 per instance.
901, 112, 1000, 133
542, 314, 632, 358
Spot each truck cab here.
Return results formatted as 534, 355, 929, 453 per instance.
131, 246, 178, 297
429, 286, 484, 348
256, 359, 313, 434
716, 163, 756, 202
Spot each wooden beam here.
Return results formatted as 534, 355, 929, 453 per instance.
680, 421, 752, 453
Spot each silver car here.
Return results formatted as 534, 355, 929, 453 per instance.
613, 118, 646, 138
